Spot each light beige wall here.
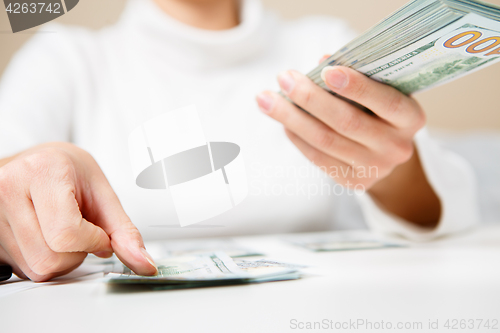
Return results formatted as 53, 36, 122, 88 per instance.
1, 0, 499, 131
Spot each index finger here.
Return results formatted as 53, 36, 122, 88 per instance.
84, 178, 158, 276
68, 150, 158, 276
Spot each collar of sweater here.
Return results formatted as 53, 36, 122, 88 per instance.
120, 0, 278, 73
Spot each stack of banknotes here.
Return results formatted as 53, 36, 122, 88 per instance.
310, 0, 500, 95
102, 232, 405, 289
105, 252, 303, 290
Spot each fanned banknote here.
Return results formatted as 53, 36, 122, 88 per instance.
309, 0, 500, 95
285, 231, 406, 252
106, 252, 301, 289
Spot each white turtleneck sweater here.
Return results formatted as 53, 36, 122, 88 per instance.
0, 0, 479, 241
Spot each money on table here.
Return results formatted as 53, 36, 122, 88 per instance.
105, 252, 302, 289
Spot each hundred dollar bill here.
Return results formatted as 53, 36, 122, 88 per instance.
359, 14, 500, 94
308, 0, 500, 96
106, 252, 300, 287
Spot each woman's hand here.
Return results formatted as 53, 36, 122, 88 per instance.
0, 142, 157, 281
256, 66, 440, 226
257, 65, 425, 189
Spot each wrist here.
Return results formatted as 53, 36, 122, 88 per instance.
368, 146, 441, 228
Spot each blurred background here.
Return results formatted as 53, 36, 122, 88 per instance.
1, 0, 499, 131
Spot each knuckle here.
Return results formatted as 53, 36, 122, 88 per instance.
338, 111, 362, 134
401, 143, 415, 162
274, 98, 291, 125
349, 77, 368, 99
29, 252, 62, 276
297, 89, 314, 105
386, 93, 405, 118
301, 87, 314, 107
22, 150, 54, 171
125, 224, 143, 242
46, 224, 81, 252
110, 222, 143, 246
22, 148, 72, 175
291, 80, 314, 107
0, 168, 13, 202
413, 106, 427, 130
22, 149, 76, 187
313, 130, 336, 151
390, 141, 414, 164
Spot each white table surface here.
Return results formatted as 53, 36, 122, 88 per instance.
1, 226, 499, 333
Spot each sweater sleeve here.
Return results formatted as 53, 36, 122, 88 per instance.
356, 127, 480, 241
0, 24, 75, 158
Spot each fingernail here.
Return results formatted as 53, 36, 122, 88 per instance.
94, 251, 113, 258
321, 66, 347, 89
256, 93, 274, 114
277, 71, 295, 95
140, 248, 158, 275
319, 54, 331, 64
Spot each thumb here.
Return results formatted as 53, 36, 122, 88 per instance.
86, 182, 157, 276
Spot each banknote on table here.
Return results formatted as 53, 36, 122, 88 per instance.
106, 252, 301, 290
307, 0, 500, 96
285, 230, 406, 252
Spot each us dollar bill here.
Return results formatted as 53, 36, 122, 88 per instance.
359, 14, 500, 94
308, 0, 500, 95
106, 252, 300, 287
